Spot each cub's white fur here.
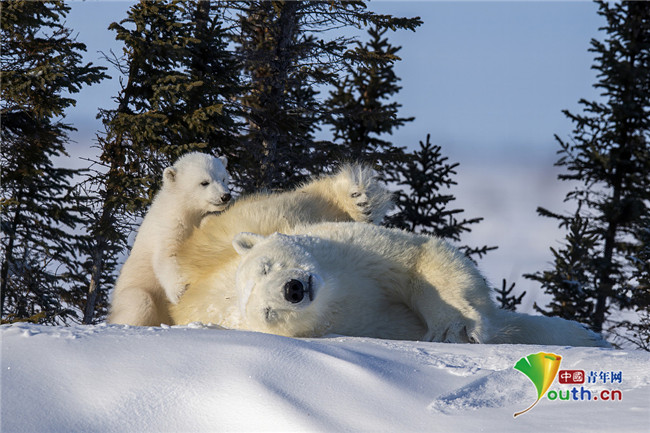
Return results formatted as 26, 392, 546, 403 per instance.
232, 222, 609, 347
108, 152, 231, 326
170, 165, 393, 327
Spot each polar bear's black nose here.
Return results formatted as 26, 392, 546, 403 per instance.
221, 193, 232, 203
284, 279, 304, 303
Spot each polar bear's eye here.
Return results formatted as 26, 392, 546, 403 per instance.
200, 180, 210, 187
261, 261, 272, 275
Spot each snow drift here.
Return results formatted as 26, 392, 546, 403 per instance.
2, 322, 649, 432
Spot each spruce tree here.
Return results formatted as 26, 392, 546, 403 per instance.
385, 134, 496, 261
621, 219, 650, 350
1, 0, 107, 323
81, 0, 240, 323
234, 1, 321, 192
326, 25, 413, 167
184, 1, 241, 158
526, 1, 650, 341
526, 207, 600, 321
231, 1, 421, 192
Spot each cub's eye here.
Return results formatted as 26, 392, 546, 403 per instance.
261, 262, 271, 275
200, 180, 210, 187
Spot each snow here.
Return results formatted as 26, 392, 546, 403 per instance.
2, 323, 649, 432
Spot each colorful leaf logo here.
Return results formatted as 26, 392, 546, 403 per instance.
513, 352, 562, 418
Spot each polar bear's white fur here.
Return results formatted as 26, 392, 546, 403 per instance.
232, 222, 609, 347
108, 152, 231, 326
170, 165, 393, 327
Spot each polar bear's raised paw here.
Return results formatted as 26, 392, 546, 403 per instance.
336, 164, 393, 224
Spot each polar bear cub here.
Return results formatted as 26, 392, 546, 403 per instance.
232, 222, 609, 347
108, 152, 231, 326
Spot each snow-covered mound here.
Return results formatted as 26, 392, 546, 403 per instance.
2, 323, 648, 432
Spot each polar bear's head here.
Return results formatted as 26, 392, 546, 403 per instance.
232, 232, 331, 337
163, 152, 231, 213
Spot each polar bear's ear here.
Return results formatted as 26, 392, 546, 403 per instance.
163, 167, 177, 184
233, 232, 266, 255
218, 156, 228, 168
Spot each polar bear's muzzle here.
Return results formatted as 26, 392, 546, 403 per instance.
208, 193, 232, 211
240, 272, 321, 328
284, 276, 314, 304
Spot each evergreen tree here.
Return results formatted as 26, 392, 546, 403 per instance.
234, 1, 321, 192
231, 1, 421, 192
81, 0, 240, 323
0, 0, 107, 324
526, 1, 650, 341
185, 1, 241, 159
526, 207, 600, 320
616, 217, 650, 350
385, 135, 496, 261
326, 25, 412, 167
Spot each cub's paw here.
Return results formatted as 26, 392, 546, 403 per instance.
336, 164, 393, 224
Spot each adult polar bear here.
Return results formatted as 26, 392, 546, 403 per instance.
230, 222, 608, 347
160, 164, 393, 327
108, 152, 231, 326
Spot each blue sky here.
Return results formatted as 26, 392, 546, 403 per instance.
61, 1, 606, 309
372, 1, 603, 160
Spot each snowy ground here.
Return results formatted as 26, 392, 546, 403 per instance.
2, 323, 649, 432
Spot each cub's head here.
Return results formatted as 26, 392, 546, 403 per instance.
164, 152, 231, 213
232, 232, 332, 337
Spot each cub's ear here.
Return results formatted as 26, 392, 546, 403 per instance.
163, 167, 177, 184
233, 232, 266, 255
218, 156, 228, 168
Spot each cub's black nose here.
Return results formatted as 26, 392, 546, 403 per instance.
221, 193, 232, 203
284, 279, 304, 303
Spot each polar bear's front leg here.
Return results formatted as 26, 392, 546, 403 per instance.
408, 281, 487, 344
152, 251, 188, 304
333, 164, 394, 224
420, 301, 488, 344
422, 319, 483, 344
